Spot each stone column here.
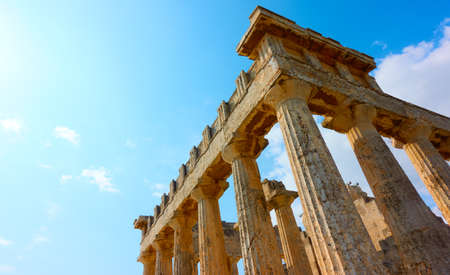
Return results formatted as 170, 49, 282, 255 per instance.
153, 233, 173, 275
299, 231, 321, 275
169, 211, 196, 275
264, 78, 386, 275
191, 177, 231, 275
262, 179, 313, 275
229, 257, 240, 275
341, 103, 450, 274
139, 251, 156, 275
222, 135, 284, 275
396, 121, 450, 223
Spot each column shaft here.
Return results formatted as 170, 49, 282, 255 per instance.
276, 206, 313, 275
143, 263, 155, 275
346, 104, 450, 274
265, 79, 386, 274
192, 180, 231, 275
262, 180, 313, 275
170, 214, 196, 275
231, 157, 284, 274
230, 257, 239, 275
403, 134, 450, 223
223, 138, 285, 274
140, 252, 156, 275
154, 238, 173, 275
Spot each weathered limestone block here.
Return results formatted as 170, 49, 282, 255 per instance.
346, 183, 392, 251
134, 216, 150, 242
138, 251, 156, 275
191, 177, 231, 275
299, 231, 321, 275
262, 179, 314, 275
177, 164, 187, 186
340, 104, 450, 274
154, 205, 161, 218
346, 183, 402, 274
265, 78, 386, 274
218, 100, 231, 128
153, 233, 173, 275
222, 134, 284, 275
161, 194, 169, 209
236, 70, 249, 99
395, 121, 450, 224
169, 180, 178, 200
202, 125, 212, 147
169, 211, 197, 275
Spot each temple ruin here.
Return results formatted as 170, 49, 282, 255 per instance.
133, 6, 450, 275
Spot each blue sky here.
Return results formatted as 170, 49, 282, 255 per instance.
0, 1, 449, 274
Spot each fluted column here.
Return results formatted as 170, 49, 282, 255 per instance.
229, 257, 240, 275
342, 103, 450, 274
153, 233, 173, 275
191, 177, 231, 275
262, 179, 313, 275
222, 135, 284, 275
169, 211, 196, 275
139, 251, 156, 275
264, 78, 386, 274
299, 231, 321, 275
397, 122, 450, 223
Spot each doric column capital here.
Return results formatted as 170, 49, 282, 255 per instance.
138, 250, 156, 264
134, 215, 151, 242
269, 191, 298, 210
134, 215, 149, 231
222, 134, 268, 163
352, 103, 376, 126
322, 103, 376, 133
392, 120, 432, 149
262, 179, 298, 209
264, 78, 313, 110
152, 232, 173, 255
169, 210, 197, 232
191, 177, 229, 201
400, 120, 432, 143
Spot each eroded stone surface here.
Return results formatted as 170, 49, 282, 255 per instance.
191, 178, 231, 275
133, 5, 450, 275
222, 135, 284, 274
262, 179, 314, 275
396, 121, 450, 224
265, 80, 386, 274
342, 104, 450, 274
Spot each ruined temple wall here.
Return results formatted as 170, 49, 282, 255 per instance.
346, 184, 392, 251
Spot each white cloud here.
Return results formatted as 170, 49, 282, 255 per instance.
0, 238, 13, 246
46, 202, 61, 219
152, 192, 163, 198
154, 183, 165, 190
81, 167, 119, 193
261, 20, 450, 228
125, 139, 136, 149
374, 18, 450, 116
39, 163, 52, 169
43, 141, 52, 148
372, 40, 387, 50
25, 232, 49, 251
0, 265, 15, 273
32, 234, 48, 244
0, 118, 22, 133
53, 126, 80, 145
60, 174, 73, 184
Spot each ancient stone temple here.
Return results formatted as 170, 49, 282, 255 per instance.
133, 6, 450, 275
